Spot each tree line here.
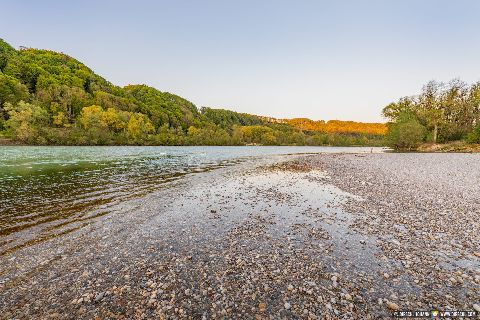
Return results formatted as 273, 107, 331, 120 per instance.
383, 79, 480, 149
0, 38, 385, 146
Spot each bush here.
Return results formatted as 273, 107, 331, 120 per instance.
465, 123, 480, 144
386, 113, 426, 150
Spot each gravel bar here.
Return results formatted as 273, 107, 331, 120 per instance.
0, 153, 479, 319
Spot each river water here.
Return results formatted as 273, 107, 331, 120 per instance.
0, 146, 382, 254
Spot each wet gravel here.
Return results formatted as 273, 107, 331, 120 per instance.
0, 153, 479, 319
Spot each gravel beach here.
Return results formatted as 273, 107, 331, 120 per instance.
0, 153, 479, 319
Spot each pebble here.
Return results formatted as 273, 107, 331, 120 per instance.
386, 301, 399, 311
2, 154, 478, 319
94, 292, 104, 302
258, 302, 266, 312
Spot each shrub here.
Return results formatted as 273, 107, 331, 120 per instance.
386, 112, 426, 150
465, 123, 480, 144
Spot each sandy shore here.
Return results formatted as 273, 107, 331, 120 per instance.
0, 153, 479, 319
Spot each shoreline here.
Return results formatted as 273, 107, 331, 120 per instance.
415, 142, 480, 153
0, 153, 478, 318
0, 140, 383, 148
1, 140, 479, 153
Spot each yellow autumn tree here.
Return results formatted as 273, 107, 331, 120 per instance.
52, 111, 70, 127
4, 101, 48, 143
127, 113, 154, 141
78, 105, 106, 130
102, 107, 125, 132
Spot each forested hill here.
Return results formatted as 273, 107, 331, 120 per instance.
285, 118, 386, 135
0, 39, 385, 146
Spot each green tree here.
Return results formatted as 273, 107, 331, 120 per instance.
382, 97, 416, 121
0, 73, 29, 106
0, 73, 29, 130
417, 81, 443, 143
385, 112, 426, 150
0, 39, 16, 72
465, 123, 480, 144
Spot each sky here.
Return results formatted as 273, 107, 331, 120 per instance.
1, 0, 479, 122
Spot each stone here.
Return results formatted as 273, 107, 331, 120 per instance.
386, 301, 399, 311
94, 292, 104, 302
258, 302, 266, 312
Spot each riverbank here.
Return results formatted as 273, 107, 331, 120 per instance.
0, 137, 22, 146
0, 153, 478, 319
2, 139, 479, 152
416, 141, 480, 153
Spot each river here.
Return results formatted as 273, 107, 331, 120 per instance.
0, 146, 381, 255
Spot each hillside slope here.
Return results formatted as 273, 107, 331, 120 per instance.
0, 39, 385, 146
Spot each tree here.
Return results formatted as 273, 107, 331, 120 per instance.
0, 73, 29, 105
382, 97, 416, 122
0, 38, 391, 146
77, 105, 112, 144
52, 111, 69, 127
385, 112, 426, 150
439, 79, 474, 140
78, 105, 106, 130
0, 73, 29, 131
103, 107, 126, 132
127, 112, 154, 142
0, 39, 16, 72
186, 125, 231, 145
418, 80, 443, 143
36, 85, 89, 123
4, 101, 48, 143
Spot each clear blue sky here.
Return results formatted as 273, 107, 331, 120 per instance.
1, 0, 479, 122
